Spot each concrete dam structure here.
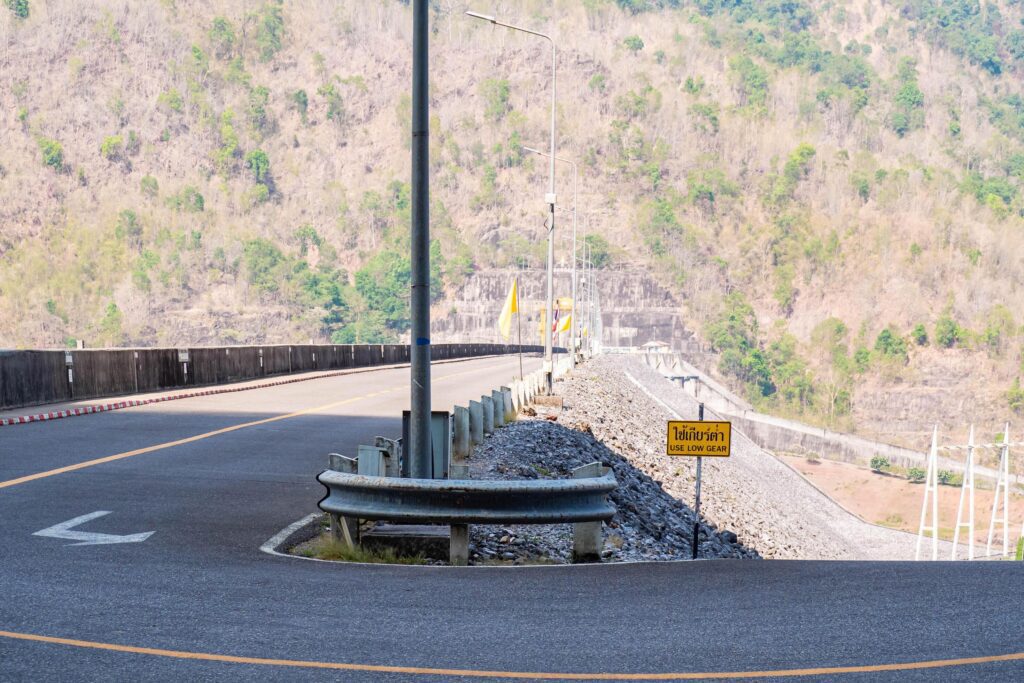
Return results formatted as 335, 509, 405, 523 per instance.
431, 268, 697, 350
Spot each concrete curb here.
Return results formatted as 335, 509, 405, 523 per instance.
0, 354, 516, 429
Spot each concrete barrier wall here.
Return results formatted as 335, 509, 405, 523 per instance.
0, 343, 544, 411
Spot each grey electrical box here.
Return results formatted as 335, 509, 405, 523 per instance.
401, 410, 452, 479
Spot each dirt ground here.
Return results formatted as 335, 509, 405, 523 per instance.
780, 455, 1024, 546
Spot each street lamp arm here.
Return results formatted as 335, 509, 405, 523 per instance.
522, 146, 577, 171
465, 11, 553, 43
467, 7, 559, 390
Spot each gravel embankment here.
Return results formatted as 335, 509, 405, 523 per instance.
467, 417, 758, 564
565, 356, 925, 560
468, 355, 925, 562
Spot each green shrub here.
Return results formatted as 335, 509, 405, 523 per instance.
5, 0, 29, 19
209, 16, 235, 58
689, 102, 720, 134
292, 89, 308, 123
243, 183, 270, 208
623, 35, 644, 54
157, 88, 184, 113
853, 346, 870, 372
729, 55, 769, 111
167, 186, 204, 213
248, 86, 270, 133
256, 1, 284, 62
99, 302, 124, 344
584, 234, 612, 268
907, 467, 926, 483
37, 137, 64, 171
937, 470, 961, 486
115, 209, 142, 243
911, 323, 928, 346
1008, 378, 1024, 415
479, 78, 511, 122
1016, 537, 1023, 561
140, 175, 159, 199
318, 83, 344, 123
683, 76, 704, 94
100, 135, 123, 161
244, 149, 270, 184
870, 455, 890, 472
934, 314, 962, 348
874, 327, 908, 362
851, 175, 870, 202
243, 238, 285, 292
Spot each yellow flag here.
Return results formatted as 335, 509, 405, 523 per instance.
498, 278, 518, 340
558, 313, 572, 333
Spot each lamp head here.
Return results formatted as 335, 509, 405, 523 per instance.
465, 11, 496, 23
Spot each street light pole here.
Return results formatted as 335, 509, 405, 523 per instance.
466, 10, 557, 392
409, 0, 432, 478
523, 146, 577, 369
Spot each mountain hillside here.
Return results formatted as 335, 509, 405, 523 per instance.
3, 0, 1024, 449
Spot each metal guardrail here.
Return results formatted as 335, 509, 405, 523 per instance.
316, 353, 613, 564
317, 468, 617, 525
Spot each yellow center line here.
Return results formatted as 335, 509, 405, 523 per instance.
0, 629, 1021, 679
0, 362, 509, 490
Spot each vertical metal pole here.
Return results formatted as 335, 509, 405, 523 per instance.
516, 277, 524, 381
544, 39, 556, 394
409, 0, 432, 479
692, 402, 704, 560
569, 163, 578, 369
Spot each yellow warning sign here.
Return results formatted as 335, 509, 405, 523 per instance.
666, 421, 732, 457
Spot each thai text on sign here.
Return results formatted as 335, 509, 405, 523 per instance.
666, 421, 732, 457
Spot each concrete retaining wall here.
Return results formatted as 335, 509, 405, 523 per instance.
0, 343, 543, 411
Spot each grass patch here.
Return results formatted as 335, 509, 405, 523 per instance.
877, 513, 904, 527
293, 533, 426, 565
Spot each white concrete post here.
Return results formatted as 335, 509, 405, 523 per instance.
915, 426, 940, 561
952, 426, 976, 560
327, 453, 358, 548
987, 423, 1011, 557
468, 400, 484, 444
482, 395, 494, 435
491, 390, 505, 428
453, 406, 470, 460
572, 462, 605, 563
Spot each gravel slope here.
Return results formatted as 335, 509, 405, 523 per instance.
567, 356, 929, 560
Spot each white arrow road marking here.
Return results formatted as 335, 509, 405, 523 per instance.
33, 511, 155, 546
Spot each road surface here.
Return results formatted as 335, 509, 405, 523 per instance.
1, 354, 1021, 681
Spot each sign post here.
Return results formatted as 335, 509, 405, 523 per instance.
665, 403, 731, 559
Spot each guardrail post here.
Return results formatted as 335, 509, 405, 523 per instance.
572, 462, 606, 563
373, 437, 402, 478
500, 387, 514, 423
468, 400, 484, 444
357, 445, 387, 477
491, 390, 505, 428
328, 453, 358, 547
482, 395, 494, 435
450, 524, 469, 566
453, 406, 470, 460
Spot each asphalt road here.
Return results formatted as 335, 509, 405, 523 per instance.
1, 354, 1022, 682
